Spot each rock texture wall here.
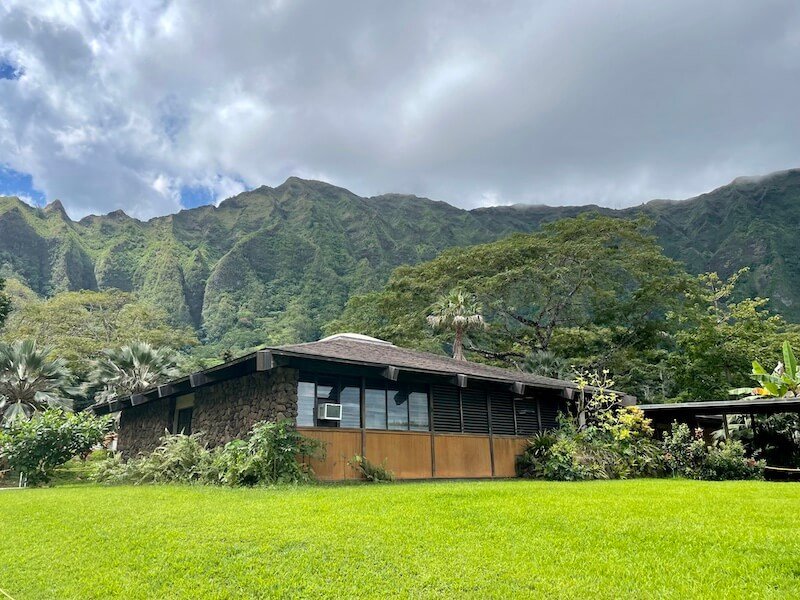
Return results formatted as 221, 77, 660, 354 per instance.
117, 397, 172, 457
117, 367, 299, 456
193, 367, 299, 447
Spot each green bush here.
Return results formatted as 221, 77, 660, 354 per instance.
518, 409, 663, 481
209, 420, 325, 486
348, 455, 395, 482
91, 419, 324, 486
663, 422, 764, 480
0, 409, 113, 485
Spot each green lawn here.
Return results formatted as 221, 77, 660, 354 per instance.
1, 480, 798, 599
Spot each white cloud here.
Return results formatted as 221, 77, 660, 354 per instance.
0, 0, 799, 219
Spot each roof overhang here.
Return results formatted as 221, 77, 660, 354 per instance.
93, 345, 625, 415
638, 397, 800, 418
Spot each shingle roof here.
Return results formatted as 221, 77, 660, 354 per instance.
271, 333, 575, 389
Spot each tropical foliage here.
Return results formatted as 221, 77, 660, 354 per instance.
662, 422, 763, 480
86, 341, 181, 403
0, 339, 72, 423
0, 409, 113, 485
91, 420, 324, 486
1, 289, 197, 379
426, 289, 485, 360
729, 341, 800, 399
0, 277, 10, 329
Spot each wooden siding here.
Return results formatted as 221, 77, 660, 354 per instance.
433, 434, 492, 478
365, 431, 433, 479
300, 428, 361, 481
491, 436, 527, 477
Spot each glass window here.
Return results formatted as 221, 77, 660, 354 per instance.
409, 391, 429, 431
297, 381, 315, 427
365, 386, 386, 429
176, 407, 193, 435
387, 388, 409, 430
340, 380, 361, 428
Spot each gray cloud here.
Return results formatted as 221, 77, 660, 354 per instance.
0, 0, 799, 218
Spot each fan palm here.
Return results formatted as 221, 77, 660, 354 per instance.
523, 350, 570, 380
89, 341, 180, 402
0, 339, 71, 423
426, 289, 485, 361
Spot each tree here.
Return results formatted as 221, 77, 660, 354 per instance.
0, 277, 10, 329
330, 215, 688, 381
669, 269, 800, 400
523, 350, 570, 380
1, 289, 197, 379
426, 289, 485, 360
87, 341, 181, 402
0, 340, 72, 423
0, 409, 112, 485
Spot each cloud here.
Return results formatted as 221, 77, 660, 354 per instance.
0, 0, 799, 218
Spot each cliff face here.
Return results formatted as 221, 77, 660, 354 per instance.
2, 169, 800, 348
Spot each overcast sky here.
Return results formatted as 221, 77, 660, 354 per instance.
1, 1, 799, 219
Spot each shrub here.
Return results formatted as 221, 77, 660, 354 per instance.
209, 420, 325, 486
663, 422, 764, 480
91, 419, 325, 486
0, 409, 113, 485
348, 455, 395, 482
518, 409, 663, 481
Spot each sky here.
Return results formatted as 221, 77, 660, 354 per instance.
1, 1, 799, 220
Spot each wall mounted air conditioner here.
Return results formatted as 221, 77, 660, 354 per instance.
317, 403, 343, 421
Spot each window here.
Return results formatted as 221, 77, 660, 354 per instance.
409, 391, 429, 431
387, 388, 409, 430
365, 384, 386, 429
340, 380, 361, 428
173, 394, 195, 434
297, 382, 315, 427
296, 375, 361, 428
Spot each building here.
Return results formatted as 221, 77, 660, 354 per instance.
94, 333, 624, 480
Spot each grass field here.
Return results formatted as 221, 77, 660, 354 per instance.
1, 480, 798, 599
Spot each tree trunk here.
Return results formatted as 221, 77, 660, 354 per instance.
453, 326, 465, 361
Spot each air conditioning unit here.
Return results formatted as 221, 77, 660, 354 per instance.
317, 403, 342, 421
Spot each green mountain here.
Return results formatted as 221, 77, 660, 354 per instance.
1, 170, 799, 350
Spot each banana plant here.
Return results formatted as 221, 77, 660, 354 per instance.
729, 341, 800, 399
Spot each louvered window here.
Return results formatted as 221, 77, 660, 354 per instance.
539, 401, 560, 430
432, 385, 461, 432
515, 397, 539, 436
461, 389, 489, 434
490, 391, 516, 435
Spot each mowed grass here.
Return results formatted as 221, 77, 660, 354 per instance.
1, 480, 798, 599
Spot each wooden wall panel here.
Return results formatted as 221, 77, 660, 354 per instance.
434, 434, 492, 478
299, 429, 362, 481
365, 431, 433, 479
492, 436, 527, 477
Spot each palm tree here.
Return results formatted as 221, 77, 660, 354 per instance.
523, 350, 570, 380
0, 339, 71, 423
426, 289, 485, 361
88, 341, 180, 402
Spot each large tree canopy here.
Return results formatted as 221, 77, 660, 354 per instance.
330, 215, 687, 359
1, 289, 198, 379
328, 215, 800, 401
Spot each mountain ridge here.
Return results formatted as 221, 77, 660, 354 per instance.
1, 168, 799, 350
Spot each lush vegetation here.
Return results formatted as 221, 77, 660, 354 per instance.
1, 288, 198, 379
0, 481, 797, 598
0, 339, 72, 422
0, 409, 112, 485
3, 169, 800, 359
91, 420, 324, 486
333, 215, 800, 402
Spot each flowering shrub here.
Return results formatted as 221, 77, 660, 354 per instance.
663, 422, 763, 480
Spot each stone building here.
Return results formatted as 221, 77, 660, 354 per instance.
96, 333, 628, 480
